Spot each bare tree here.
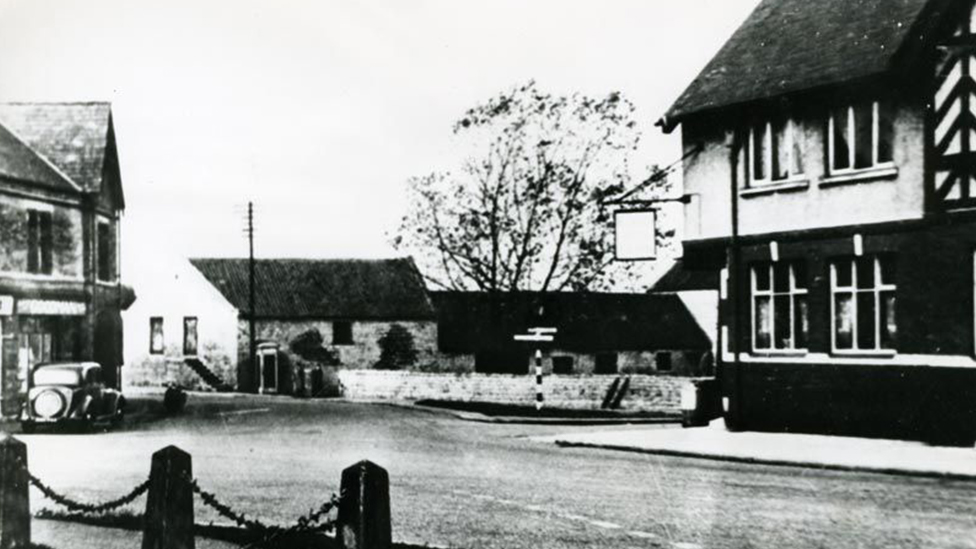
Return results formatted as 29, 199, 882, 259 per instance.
393, 81, 661, 292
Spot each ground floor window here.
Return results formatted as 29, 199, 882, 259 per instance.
183, 317, 198, 356
552, 356, 574, 374
751, 262, 809, 351
655, 352, 673, 372
150, 317, 164, 354
333, 321, 353, 345
831, 256, 896, 352
594, 353, 618, 374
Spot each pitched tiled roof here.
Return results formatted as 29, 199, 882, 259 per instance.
0, 102, 112, 192
661, 0, 938, 128
649, 261, 719, 293
0, 123, 77, 191
190, 258, 436, 320
431, 291, 711, 353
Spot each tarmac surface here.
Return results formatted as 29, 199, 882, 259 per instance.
15, 393, 976, 548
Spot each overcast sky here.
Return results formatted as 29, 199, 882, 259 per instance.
0, 0, 759, 274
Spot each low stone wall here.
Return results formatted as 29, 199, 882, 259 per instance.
337, 370, 693, 412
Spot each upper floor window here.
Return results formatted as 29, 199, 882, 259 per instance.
27, 210, 53, 275
830, 256, 896, 353
749, 114, 804, 185
97, 221, 113, 282
829, 101, 894, 174
752, 262, 809, 351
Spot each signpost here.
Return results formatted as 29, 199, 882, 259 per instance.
514, 327, 556, 411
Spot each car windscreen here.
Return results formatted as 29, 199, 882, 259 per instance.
33, 368, 82, 386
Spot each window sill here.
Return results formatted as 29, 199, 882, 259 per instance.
752, 350, 808, 357
740, 179, 810, 198
820, 165, 898, 188
831, 350, 897, 359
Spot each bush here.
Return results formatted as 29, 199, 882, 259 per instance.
374, 324, 418, 370
289, 329, 339, 365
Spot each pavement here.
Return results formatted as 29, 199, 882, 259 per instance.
539, 419, 976, 480
380, 400, 681, 425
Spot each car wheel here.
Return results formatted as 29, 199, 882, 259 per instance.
111, 406, 125, 429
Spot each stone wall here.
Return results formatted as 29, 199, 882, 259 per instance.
337, 370, 693, 413
239, 319, 438, 369
125, 341, 236, 390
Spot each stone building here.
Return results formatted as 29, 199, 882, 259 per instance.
431, 291, 713, 376
190, 257, 437, 394
0, 102, 132, 416
122, 254, 239, 391
660, 0, 976, 444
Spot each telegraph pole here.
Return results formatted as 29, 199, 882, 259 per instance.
247, 201, 256, 391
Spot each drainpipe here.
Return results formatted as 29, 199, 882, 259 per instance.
726, 128, 744, 431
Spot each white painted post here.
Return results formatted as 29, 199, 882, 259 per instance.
534, 349, 544, 411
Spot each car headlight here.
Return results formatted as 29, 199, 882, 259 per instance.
34, 390, 65, 418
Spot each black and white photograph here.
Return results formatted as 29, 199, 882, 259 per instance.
0, 0, 975, 547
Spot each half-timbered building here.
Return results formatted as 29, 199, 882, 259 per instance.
660, 0, 976, 444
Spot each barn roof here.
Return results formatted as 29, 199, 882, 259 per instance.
660, 0, 944, 130
190, 257, 436, 320
431, 291, 711, 353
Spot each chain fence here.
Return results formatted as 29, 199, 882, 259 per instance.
15, 456, 341, 547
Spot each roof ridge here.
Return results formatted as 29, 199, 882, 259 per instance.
0, 120, 83, 192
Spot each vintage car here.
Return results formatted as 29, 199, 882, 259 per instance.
21, 362, 126, 433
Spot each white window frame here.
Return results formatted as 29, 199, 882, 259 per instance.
150, 317, 164, 355
829, 257, 896, 354
828, 101, 894, 175
748, 116, 803, 186
751, 263, 808, 352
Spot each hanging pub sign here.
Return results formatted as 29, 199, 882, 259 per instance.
0, 296, 13, 316
614, 209, 657, 261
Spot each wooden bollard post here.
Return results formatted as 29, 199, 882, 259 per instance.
338, 460, 391, 549
142, 445, 194, 549
0, 436, 29, 549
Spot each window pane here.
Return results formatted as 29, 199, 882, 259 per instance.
834, 260, 853, 287
755, 296, 772, 349
854, 102, 874, 169
832, 107, 850, 170
834, 293, 854, 349
773, 264, 790, 292
183, 317, 198, 356
772, 116, 789, 180
879, 255, 897, 285
27, 211, 38, 274
794, 295, 809, 349
40, 212, 53, 275
791, 119, 804, 175
754, 265, 770, 291
774, 294, 791, 349
877, 101, 894, 163
150, 318, 164, 354
857, 292, 877, 349
792, 262, 808, 289
881, 291, 897, 349
752, 122, 768, 180
856, 256, 875, 289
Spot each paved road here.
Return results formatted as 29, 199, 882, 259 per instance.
16, 393, 976, 548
